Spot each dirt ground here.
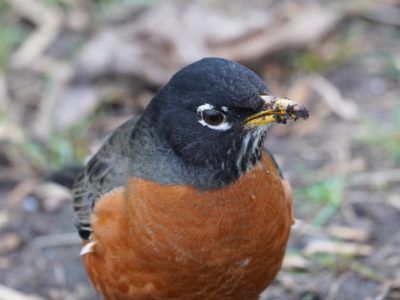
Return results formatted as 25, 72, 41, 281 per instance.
0, 0, 399, 299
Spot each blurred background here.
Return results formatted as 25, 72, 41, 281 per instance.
0, 0, 399, 299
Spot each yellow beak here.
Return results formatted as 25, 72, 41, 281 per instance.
244, 95, 309, 127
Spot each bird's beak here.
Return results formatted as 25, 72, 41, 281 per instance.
244, 95, 309, 127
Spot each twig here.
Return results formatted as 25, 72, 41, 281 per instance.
360, 3, 400, 27
0, 76, 22, 140
304, 240, 373, 257
326, 225, 370, 242
33, 232, 81, 249
350, 169, 400, 187
6, 0, 63, 68
33, 61, 73, 139
374, 281, 393, 300
0, 75, 11, 115
307, 73, 359, 120
326, 272, 351, 300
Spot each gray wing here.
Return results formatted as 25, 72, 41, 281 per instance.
72, 116, 139, 240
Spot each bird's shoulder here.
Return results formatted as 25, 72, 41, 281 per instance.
72, 115, 140, 239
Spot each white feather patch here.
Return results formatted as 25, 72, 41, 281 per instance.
80, 241, 96, 256
197, 103, 214, 111
236, 133, 251, 171
291, 218, 302, 229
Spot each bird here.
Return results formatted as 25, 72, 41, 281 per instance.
71, 57, 309, 300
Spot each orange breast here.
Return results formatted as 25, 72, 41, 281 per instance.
83, 154, 293, 300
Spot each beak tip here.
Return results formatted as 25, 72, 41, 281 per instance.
293, 104, 310, 119
293, 103, 305, 112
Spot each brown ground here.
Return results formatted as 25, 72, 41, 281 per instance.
0, 0, 399, 299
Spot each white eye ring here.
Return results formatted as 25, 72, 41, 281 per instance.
197, 104, 232, 131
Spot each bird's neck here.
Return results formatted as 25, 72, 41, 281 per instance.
128, 111, 266, 190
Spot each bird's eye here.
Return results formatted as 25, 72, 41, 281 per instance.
202, 109, 225, 126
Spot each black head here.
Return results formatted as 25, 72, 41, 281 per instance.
138, 57, 308, 188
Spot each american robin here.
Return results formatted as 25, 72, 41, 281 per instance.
72, 57, 309, 300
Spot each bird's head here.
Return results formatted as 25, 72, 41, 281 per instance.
145, 57, 309, 185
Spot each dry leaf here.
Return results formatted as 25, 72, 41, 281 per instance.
212, 4, 342, 62
7, 179, 39, 208
326, 225, 370, 242
0, 284, 44, 300
282, 253, 310, 270
74, 2, 343, 86
33, 182, 72, 212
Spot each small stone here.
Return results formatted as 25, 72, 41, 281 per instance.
0, 233, 23, 254
0, 211, 9, 229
